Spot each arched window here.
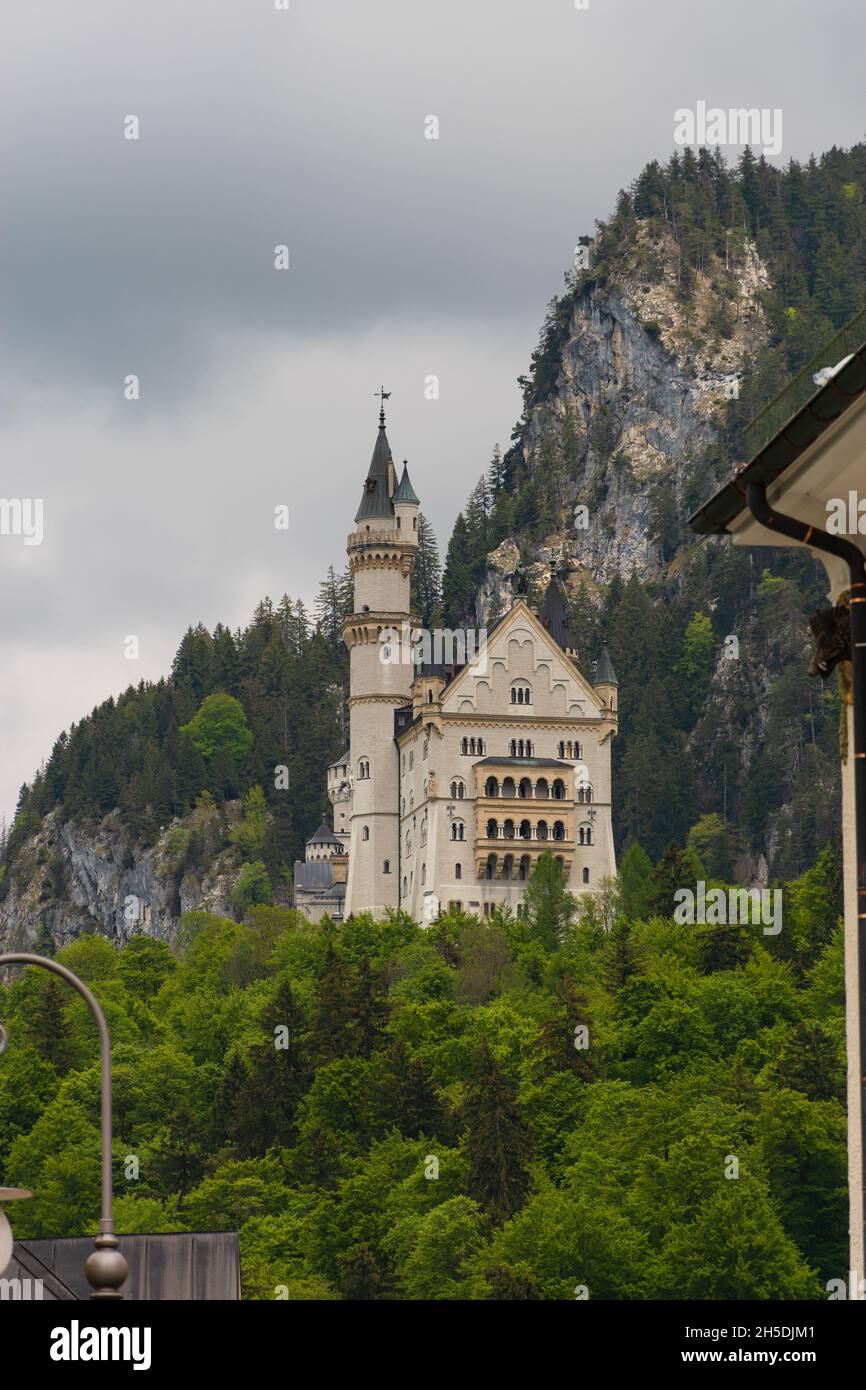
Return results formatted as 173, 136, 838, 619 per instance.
518, 777, 532, 800
455, 863, 462, 880
383, 859, 391, 874
552, 779, 565, 799
427, 690, 433, 703
485, 854, 496, 880
409, 750, 415, 770
536, 777, 549, 800
358, 758, 370, 780
519, 855, 530, 881
451, 820, 465, 842
420, 818, 428, 847
519, 819, 532, 840
537, 820, 548, 841
582, 867, 590, 884
478, 737, 485, 755
486, 818, 498, 839
502, 776, 516, 798
503, 819, 515, 840
421, 863, 426, 884
362, 826, 369, 841
485, 776, 499, 798
510, 682, 532, 706
403, 876, 408, 896
503, 854, 514, 880
553, 820, 565, 841
423, 738, 429, 760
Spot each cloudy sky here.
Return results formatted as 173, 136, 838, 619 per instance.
1, 0, 864, 823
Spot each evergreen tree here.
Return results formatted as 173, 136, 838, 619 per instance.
463, 1040, 532, 1220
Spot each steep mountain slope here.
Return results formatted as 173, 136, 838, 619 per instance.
444, 145, 866, 878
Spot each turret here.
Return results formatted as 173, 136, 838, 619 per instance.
592, 644, 618, 716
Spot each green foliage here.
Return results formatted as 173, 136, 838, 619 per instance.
182, 693, 254, 762
0, 829, 845, 1299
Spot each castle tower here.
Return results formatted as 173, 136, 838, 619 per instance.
342, 401, 419, 916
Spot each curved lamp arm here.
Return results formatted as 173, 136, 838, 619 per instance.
0, 952, 128, 1299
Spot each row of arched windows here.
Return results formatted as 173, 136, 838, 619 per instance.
484, 776, 566, 800
509, 739, 534, 758
484, 818, 569, 842
461, 737, 486, 755
558, 740, 582, 759
510, 683, 532, 705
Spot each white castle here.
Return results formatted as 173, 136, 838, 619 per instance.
294, 406, 619, 922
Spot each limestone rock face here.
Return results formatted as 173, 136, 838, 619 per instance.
475, 226, 769, 619
0, 807, 237, 952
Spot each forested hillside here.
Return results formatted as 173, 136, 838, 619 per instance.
0, 851, 846, 1299
442, 143, 866, 879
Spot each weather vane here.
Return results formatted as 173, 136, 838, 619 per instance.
374, 385, 391, 425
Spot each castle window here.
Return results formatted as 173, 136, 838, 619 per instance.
401, 797, 406, 815
409, 751, 414, 770
449, 900, 462, 911
455, 863, 462, 880
552, 778, 566, 800
410, 792, 415, 812
383, 860, 391, 874
583, 867, 590, 884
421, 864, 426, 884
403, 876, 408, 896
510, 682, 532, 706
362, 826, 369, 841
486, 818, 498, 839
553, 820, 565, 841
420, 818, 428, 847
423, 738, 429, 759
450, 778, 465, 799
358, 758, 371, 780
451, 819, 465, 842
413, 516, 417, 529
485, 776, 499, 798
401, 753, 406, 772
396, 516, 401, 529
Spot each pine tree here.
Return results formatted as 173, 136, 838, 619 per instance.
463, 1040, 532, 1220
412, 513, 442, 627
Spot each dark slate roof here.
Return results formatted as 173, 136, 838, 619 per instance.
294, 860, 334, 891
393, 462, 419, 504
475, 756, 572, 769
19, 1232, 241, 1301
306, 820, 341, 846
355, 424, 395, 523
540, 576, 572, 650
327, 750, 350, 769
593, 644, 618, 686
8, 1243, 80, 1300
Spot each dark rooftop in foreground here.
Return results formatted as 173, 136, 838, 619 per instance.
11, 1231, 241, 1301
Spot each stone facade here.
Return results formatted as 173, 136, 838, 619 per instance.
332, 413, 618, 923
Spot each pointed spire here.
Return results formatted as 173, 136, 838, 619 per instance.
593, 644, 618, 686
355, 408, 395, 523
393, 460, 419, 505
540, 575, 572, 652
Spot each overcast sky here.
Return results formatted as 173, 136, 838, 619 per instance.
1, 0, 864, 824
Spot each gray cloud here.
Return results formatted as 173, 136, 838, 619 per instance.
1, 0, 865, 819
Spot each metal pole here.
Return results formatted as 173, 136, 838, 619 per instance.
745, 482, 866, 1289
0, 952, 128, 1298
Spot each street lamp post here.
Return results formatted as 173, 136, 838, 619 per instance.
0, 952, 128, 1299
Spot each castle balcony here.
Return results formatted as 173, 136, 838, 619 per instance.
475, 845, 574, 881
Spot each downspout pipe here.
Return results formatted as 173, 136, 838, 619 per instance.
746, 481, 866, 1271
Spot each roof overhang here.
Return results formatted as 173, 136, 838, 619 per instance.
690, 347, 866, 599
